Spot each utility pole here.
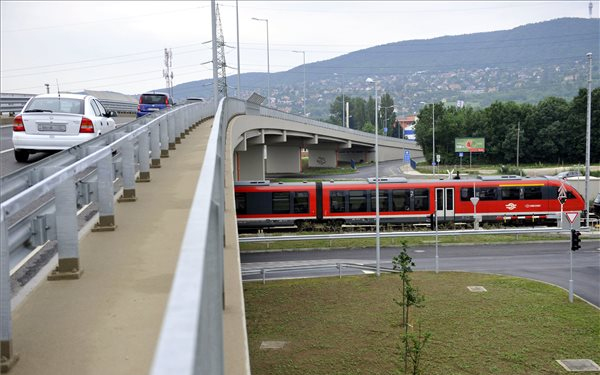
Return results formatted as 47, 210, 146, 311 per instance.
516, 121, 520, 170
163, 48, 173, 98
236, 0, 241, 98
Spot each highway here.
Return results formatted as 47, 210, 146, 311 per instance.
0, 117, 135, 176
241, 241, 600, 308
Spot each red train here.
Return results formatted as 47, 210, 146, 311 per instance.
234, 176, 585, 230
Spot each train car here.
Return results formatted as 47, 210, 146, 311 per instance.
234, 176, 585, 229
234, 181, 318, 229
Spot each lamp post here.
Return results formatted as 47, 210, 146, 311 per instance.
251, 17, 270, 105
366, 77, 380, 277
292, 50, 306, 116
585, 52, 592, 226
420, 101, 436, 175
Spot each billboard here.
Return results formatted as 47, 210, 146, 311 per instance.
455, 137, 485, 153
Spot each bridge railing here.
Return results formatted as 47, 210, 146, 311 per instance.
0, 93, 138, 115
149, 97, 247, 375
0, 102, 214, 372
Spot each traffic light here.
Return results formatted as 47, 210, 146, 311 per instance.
570, 229, 581, 251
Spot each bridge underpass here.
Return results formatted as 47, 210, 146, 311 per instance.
1, 97, 423, 374
231, 113, 422, 181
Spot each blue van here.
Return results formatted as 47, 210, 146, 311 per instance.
136, 92, 173, 117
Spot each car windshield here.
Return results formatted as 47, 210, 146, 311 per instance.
24, 98, 84, 114
141, 94, 168, 105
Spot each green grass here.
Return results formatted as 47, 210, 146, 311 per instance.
244, 273, 600, 375
239, 232, 562, 252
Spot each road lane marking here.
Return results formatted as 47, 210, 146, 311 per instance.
1, 148, 14, 154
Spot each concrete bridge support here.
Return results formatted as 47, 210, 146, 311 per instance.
265, 146, 302, 174
235, 146, 265, 181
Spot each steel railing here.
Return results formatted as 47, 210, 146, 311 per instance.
0, 102, 214, 372
0, 93, 138, 115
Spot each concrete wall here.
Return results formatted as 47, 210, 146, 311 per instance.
236, 146, 265, 181
307, 148, 337, 168
266, 146, 301, 173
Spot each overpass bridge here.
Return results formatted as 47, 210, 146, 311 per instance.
0, 97, 423, 374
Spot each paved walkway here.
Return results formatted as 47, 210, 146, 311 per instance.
10, 122, 212, 374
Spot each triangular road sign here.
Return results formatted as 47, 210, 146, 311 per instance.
565, 212, 578, 224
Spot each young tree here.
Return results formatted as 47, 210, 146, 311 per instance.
392, 242, 429, 374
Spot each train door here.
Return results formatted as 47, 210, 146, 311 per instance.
435, 188, 455, 220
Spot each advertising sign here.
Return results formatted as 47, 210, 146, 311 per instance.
455, 137, 485, 153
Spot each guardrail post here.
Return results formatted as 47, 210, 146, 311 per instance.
1, 214, 20, 373
168, 113, 178, 149
179, 108, 187, 138
48, 176, 84, 280
92, 154, 117, 232
160, 117, 169, 158
137, 129, 151, 182
185, 107, 192, 134
118, 138, 136, 202
150, 123, 161, 168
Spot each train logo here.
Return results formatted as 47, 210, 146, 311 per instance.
505, 203, 517, 211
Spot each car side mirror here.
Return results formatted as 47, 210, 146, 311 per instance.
106, 110, 118, 118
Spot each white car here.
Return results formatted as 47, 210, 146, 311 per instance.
12, 93, 117, 162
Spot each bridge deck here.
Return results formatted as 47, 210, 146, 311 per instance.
8, 120, 247, 374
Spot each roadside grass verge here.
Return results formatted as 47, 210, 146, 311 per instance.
244, 272, 600, 375
239, 233, 563, 252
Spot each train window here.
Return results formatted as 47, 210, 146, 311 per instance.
330, 191, 346, 213
523, 186, 543, 200
349, 190, 368, 212
500, 186, 520, 200
413, 189, 429, 211
478, 187, 498, 201
392, 190, 410, 211
293, 192, 309, 213
460, 187, 474, 201
272, 192, 290, 214
235, 192, 246, 214
370, 190, 389, 212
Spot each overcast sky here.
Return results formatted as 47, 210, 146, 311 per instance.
1, 1, 598, 96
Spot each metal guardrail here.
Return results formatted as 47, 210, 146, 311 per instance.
149, 97, 246, 375
238, 227, 570, 243
0, 102, 214, 372
242, 262, 396, 284
0, 93, 137, 115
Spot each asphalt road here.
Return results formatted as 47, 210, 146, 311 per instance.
241, 241, 600, 308
0, 117, 135, 176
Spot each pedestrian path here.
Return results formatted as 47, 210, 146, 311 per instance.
9, 122, 210, 375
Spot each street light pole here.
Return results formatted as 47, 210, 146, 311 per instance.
420, 101, 436, 175
292, 50, 306, 116
252, 17, 270, 105
366, 77, 380, 277
585, 52, 592, 226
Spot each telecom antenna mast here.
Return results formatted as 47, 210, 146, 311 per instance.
215, 4, 228, 97
163, 48, 174, 98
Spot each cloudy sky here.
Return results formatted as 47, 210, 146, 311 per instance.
1, 1, 597, 96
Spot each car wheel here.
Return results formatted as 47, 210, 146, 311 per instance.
14, 149, 29, 162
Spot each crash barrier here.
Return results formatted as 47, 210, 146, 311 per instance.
0, 102, 213, 373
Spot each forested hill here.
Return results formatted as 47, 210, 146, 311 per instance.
170, 18, 599, 116
294, 17, 598, 77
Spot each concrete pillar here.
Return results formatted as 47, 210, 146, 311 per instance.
236, 146, 265, 181
307, 148, 338, 168
266, 146, 301, 174
168, 113, 178, 148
